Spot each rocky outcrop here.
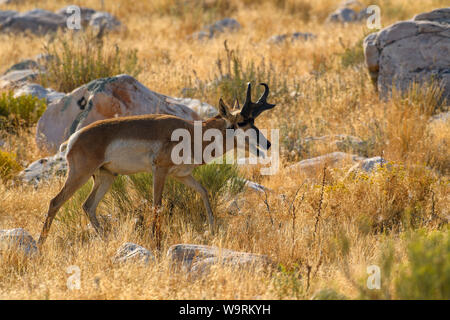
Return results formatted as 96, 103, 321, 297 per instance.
364, 8, 450, 101
36, 74, 202, 154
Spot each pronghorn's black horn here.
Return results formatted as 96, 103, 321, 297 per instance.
252, 83, 276, 118
240, 82, 253, 118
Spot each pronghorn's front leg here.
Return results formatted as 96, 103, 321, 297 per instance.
173, 174, 215, 230
152, 166, 168, 248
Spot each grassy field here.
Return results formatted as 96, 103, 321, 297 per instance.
0, 0, 449, 299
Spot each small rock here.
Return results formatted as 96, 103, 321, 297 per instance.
171, 97, 218, 118
14, 83, 65, 104
327, 7, 358, 23
114, 242, 155, 264
0, 228, 38, 256
288, 152, 365, 174
167, 244, 271, 275
359, 156, 387, 172
268, 32, 316, 44
57, 6, 96, 26
89, 11, 122, 31
243, 179, 267, 193
19, 151, 67, 184
347, 156, 391, 175
0, 69, 39, 88
4, 59, 39, 74
190, 18, 240, 40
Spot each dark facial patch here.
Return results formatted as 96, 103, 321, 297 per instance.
237, 118, 254, 127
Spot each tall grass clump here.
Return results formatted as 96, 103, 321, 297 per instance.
38, 31, 140, 93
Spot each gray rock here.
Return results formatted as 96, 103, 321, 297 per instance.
347, 156, 391, 174
89, 11, 122, 31
36, 74, 202, 154
190, 18, 240, 40
14, 83, 65, 104
326, 0, 368, 23
0, 228, 38, 256
171, 97, 218, 118
114, 242, 154, 264
268, 32, 316, 44
363, 8, 450, 101
0, 69, 39, 88
327, 7, 358, 23
0, 10, 18, 24
167, 244, 271, 275
359, 156, 386, 172
0, 9, 66, 35
414, 8, 450, 25
4, 59, 39, 74
57, 6, 96, 26
18, 151, 67, 184
243, 179, 267, 193
288, 152, 365, 173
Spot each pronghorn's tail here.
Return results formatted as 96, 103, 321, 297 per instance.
59, 140, 69, 154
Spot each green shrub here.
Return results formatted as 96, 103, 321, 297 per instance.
395, 229, 450, 299
339, 37, 365, 69
0, 91, 46, 128
119, 162, 244, 212
0, 150, 22, 181
39, 31, 140, 93
340, 228, 450, 300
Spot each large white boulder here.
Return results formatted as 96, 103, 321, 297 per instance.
364, 8, 450, 100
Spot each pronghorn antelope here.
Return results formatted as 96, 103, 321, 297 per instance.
37, 83, 276, 246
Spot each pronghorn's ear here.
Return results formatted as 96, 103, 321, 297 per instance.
218, 98, 232, 119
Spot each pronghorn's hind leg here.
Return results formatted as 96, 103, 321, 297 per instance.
82, 168, 116, 235
38, 158, 96, 246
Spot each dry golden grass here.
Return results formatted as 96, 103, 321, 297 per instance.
0, 0, 449, 299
